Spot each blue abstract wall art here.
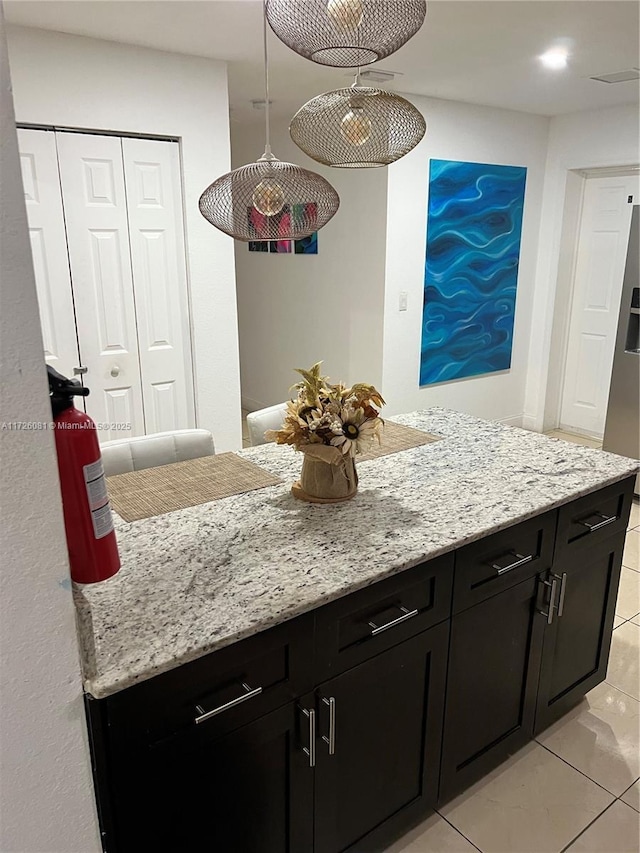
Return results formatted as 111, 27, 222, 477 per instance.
420, 159, 527, 386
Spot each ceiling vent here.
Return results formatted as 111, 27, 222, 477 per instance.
589, 68, 640, 84
359, 69, 400, 84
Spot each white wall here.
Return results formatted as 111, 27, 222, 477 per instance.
523, 104, 640, 431
6, 25, 242, 451
0, 11, 100, 852
382, 94, 550, 424
232, 119, 387, 409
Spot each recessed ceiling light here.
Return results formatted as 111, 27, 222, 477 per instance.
540, 50, 569, 70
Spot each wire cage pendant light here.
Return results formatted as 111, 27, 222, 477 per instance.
290, 80, 426, 168
199, 4, 340, 241
266, 0, 427, 68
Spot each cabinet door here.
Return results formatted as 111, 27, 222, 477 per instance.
439, 574, 545, 804
534, 534, 625, 734
314, 622, 449, 853
108, 700, 314, 853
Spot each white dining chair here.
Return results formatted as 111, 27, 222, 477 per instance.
246, 403, 288, 447
100, 429, 215, 476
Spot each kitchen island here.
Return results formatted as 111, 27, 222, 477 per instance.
77, 409, 638, 853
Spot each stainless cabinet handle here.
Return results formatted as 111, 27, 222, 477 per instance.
194, 682, 262, 724
491, 551, 534, 575
555, 572, 567, 617
538, 576, 559, 625
300, 707, 316, 768
321, 696, 336, 756
577, 512, 617, 532
369, 605, 418, 636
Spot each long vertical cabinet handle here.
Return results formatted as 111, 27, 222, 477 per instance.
300, 707, 316, 768
321, 697, 336, 756
538, 575, 559, 625
555, 572, 568, 617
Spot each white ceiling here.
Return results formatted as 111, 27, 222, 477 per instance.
5, 0, 640, 124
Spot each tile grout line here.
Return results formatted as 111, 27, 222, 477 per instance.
558, 800, 618, 853
535, 741, 622, 799
603, 679, 639, 703
435, 811, 483, 852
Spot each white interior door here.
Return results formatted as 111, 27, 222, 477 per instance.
17, 128, 80, 379
122, 137, 195, 433
560, 174, 639, 436
56, 132, 145, 440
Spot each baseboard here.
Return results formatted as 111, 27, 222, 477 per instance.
241, 394, 269, 413
520, 413, 540, 432
496, 414, 525, 428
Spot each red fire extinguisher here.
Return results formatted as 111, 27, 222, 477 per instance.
48, 365, 120, 584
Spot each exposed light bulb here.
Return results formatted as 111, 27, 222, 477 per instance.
539, 49, 568, 69
340, 108, 372, 146
252, 179, 285, 216
327, 0, 364, 33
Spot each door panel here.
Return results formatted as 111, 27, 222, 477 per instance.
56, 132, 145, 440
560, 175, 640, 436
108, 701, 313, 853
439, 575, 545, 804
122, 137, 195, 433
314, 623, 448, 853
17, 128, 80, 378
534, 535, 625, 734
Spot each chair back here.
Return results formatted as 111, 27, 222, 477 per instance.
101, 429, 215, 476
246, 403, 288, 447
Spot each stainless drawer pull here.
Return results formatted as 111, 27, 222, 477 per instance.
578, 512, 617, 532
369, 605, 418, 636
538, 576, 559, 625
491, 551, 534, 575
322, 696, 336, 756
301, 707, 316, 768
194, 682, 262, 724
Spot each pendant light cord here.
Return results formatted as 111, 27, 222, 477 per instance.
262, 0, 274, 160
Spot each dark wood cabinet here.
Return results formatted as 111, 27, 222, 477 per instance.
104, 700, 314, 853
314, 622, 449, 853
85, 476, 636, 853
439, 573, 545, 803
534, 535, 626, 734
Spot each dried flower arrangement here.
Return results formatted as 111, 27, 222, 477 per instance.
267, 362, 385, 458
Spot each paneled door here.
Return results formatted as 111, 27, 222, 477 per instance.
17, 128, 80, 380
56, 131, 146, 439
560, 174, 639, 437
122, 137, 195, 435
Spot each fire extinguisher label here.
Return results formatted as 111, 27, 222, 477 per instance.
83, 459, 115, 540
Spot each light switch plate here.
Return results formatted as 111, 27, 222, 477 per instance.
399, 291, 408, 312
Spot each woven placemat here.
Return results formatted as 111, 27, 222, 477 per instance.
358, 420, 441, 462
107, 453, 283, 521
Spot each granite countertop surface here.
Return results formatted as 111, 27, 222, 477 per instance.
74, 408, 638, 699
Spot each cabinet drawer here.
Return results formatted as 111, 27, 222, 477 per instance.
106, 613, 314, 748
315, 553, 453, 679
453, 511, 556, 614
556, 478, 635, 557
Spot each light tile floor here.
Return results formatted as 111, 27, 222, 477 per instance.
385, 496, 640, 853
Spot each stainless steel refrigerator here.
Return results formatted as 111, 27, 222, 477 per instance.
603, 205, 640, 494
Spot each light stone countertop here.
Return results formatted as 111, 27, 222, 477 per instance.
74, 408, 638, 699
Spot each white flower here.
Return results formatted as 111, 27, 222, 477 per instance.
330, 407, 381, 457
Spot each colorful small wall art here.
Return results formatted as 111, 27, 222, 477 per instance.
420, 159, 527, 386
248, 203, 318, 254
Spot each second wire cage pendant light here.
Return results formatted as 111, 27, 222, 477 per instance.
290, 75, 426, 168
199, 3, 339, 241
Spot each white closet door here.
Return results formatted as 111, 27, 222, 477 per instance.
560, 175, 639, 436
122, 137, 195, 433
18, 128, 80, 379
56, 132, 145, 440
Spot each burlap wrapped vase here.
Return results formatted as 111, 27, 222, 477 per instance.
291, 443, 358, 504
